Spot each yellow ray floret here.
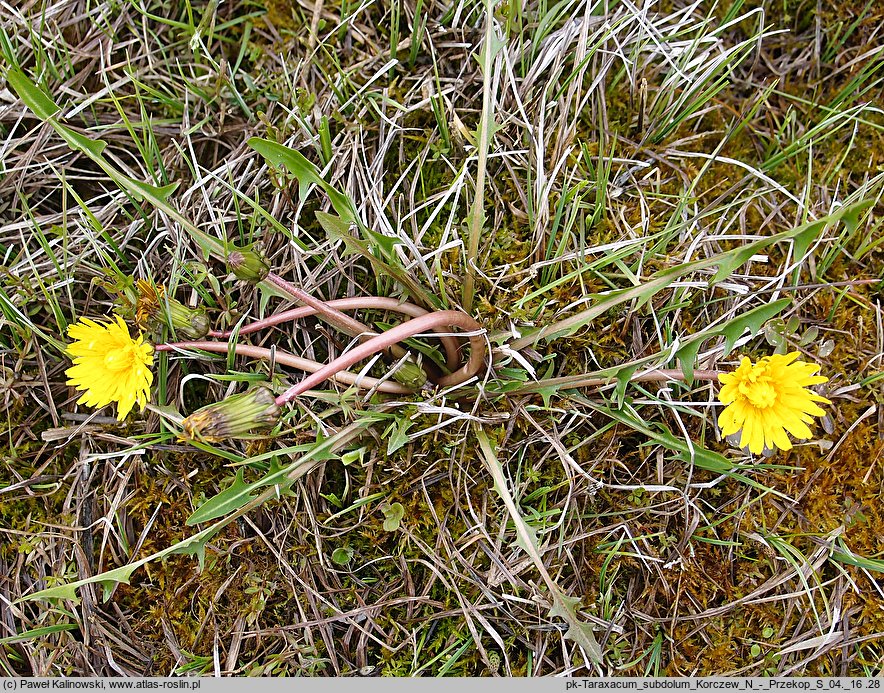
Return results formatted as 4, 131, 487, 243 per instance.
717, 352, 830, 455
65, 315, 154, 421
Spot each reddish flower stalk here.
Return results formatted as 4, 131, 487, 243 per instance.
264, 273, 435, 378
265, 273, 379, 344
159, 307, 486, 402
155, 341, 414, 394
273, 310, 486, 406
208, 296, 461, 372
509, 369, 721, 395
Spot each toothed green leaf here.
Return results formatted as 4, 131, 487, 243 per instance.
21, 584, 81, 603
477, 429, 602, 663
362, 226, 402, 262
187, 420, 372, 525
186, 469, 254, 526
124, 178, 180, 204
248, 138, 357, 223
385, 418, 414, 455
56, 124, 108, 158
721, 300, 790, 354
674, 299, 790, 380
571, 395, 793, 500
8, 69, 230, 261
168, 529, 218, 571
513, 199, 874, 352
549, 592, 603, 661
316, 211, 439, 308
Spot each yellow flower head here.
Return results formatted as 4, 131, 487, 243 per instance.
717, 352, 830, 454
65, 315, 154, 420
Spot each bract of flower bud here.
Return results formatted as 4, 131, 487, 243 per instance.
134, 279, 164, 328
226, 246, 270, 283
135, 280, 210, 340
181, 386, 280, 443
391, 357, 428, 388
166, 300, 211, 340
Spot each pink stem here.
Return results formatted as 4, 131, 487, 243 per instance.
264, 273, 452, 383
265, 273, 377, 342
274, 311, 487, 406
208, 296, 461, 372
155, 341, 414, 394
510, 369, 721, 395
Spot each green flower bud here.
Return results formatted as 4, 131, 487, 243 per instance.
135, 280, 210, 340
163, 300, 209, 340
226, 245, 270, 283
392, 358, 428, 388
181, 386, 280, 443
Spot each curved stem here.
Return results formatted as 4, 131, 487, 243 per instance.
275, 311, 487, 406
265, 273, 377, 343
264, 273, 445, 382
155, 341, 413, 394
208, 296, 461, 372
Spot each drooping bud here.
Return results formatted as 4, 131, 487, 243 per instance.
391, 357, 428, 389
181, 386, 280, 443
136, 280, 211, 340
226, 245, 270, 283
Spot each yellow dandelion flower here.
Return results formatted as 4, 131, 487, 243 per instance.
65, 315, 154, 420
717, 352, 830, 454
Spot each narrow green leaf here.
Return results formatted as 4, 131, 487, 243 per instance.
316, 211, 439, 308
98, 565, 138, 601
20, 524, 222, 604
831, 546, 884, 573
247, 138, 357, 223
0, 624, 79, 645
5, 68, 60, 119
476, 428, 602, 663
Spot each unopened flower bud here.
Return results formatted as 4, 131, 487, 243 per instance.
135, 280, 210, 340
166, 300, 211, 340
392, 358, 428, 388
181, 386, 280, 443
226, 246, 270, 283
